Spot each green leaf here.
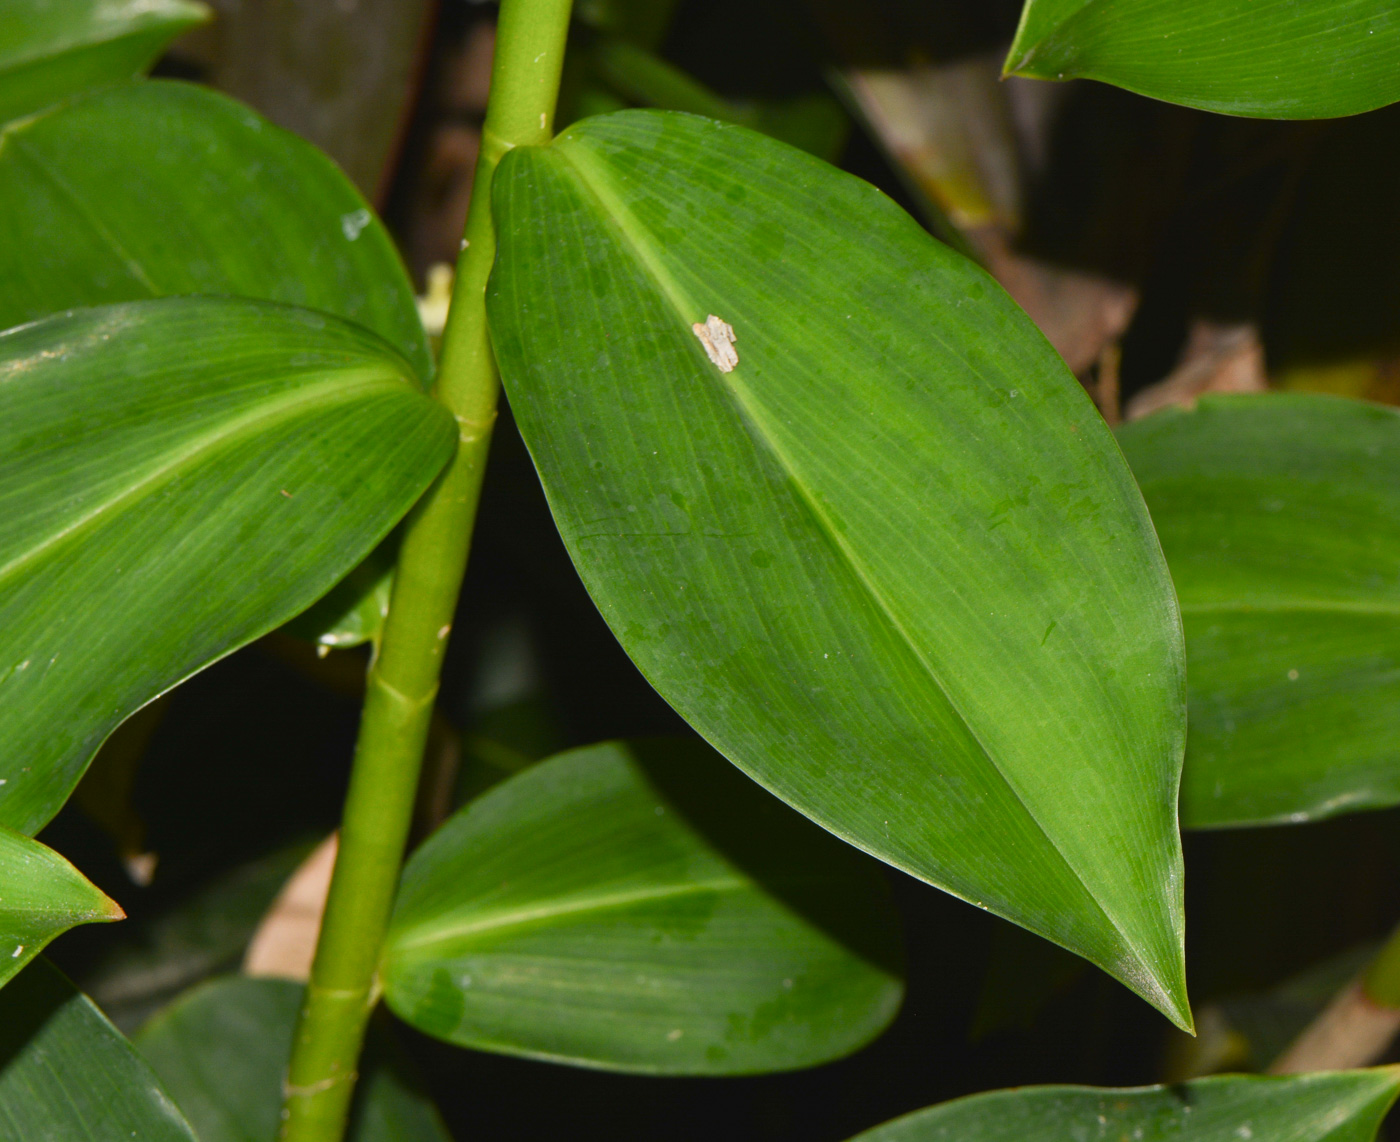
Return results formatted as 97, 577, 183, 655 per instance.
80, 839, 317, 1033
1004, 0, 1400, 119
382, 738, 905, 1073
485, 109, 1190, 1028
0, 958, 199, 1140
1117, 394, 1400, 828
0, 79, 430, 382
847, 1070, 1400, 1141
0, 827, 123, 987
0, 297, 456, 835
279, 537, 394, 650
0, 78, 434, 650
0, 0, 208, 125
135, 976, 451, 1142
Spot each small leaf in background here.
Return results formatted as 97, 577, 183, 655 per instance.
0, 827, 122, 988
1165, 944, 1379, 1080
0, 297, 456, 835
1118, 394, 1400, 828
242, 833, 337, 982
487, 109, 1190, 1027
0, 0, 208, 125
848, 1071, 1400, 1142
135, 975, 451, 1142
279, 537, 395, 651
1004, 0, 1400, 119
587, 38, 850, 161
77, 840, 317, 1034
382, 739, 905, 1074
0, 958, 198, 1141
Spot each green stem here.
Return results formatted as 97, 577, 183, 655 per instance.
278, 2, 573, 1138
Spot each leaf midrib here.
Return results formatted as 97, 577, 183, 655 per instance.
1180, 599, 1400, 617
0, 365, 393, 589
3, 125, 162, 295
391, 875, 750, 952
547, 140, 1157, 991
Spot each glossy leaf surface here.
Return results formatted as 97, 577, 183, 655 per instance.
0, 297, 456, 835
136, 976, 451, 1142
1005, 0, 1400, 119
849, 1070, 1400, 1141
0, 0, 207, 125
0, 958, 198, 1141
1119, 395, 1400, 827
0, 79, 433, 649
0, 827, 123, 987
383, 739, 905, 1073
0, 79, 430, 381
487, 110, 1189, 1026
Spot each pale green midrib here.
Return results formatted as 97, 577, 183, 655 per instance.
5, 128, 162, 295
1180, 598, 1400, 617
0, 367, 396, 588
391, 875, 751, 951
551, 142, 1169, 999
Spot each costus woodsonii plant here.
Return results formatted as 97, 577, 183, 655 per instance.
3, 0, 1400, 1139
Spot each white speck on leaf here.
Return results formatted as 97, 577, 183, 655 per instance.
11, 946, 21, 958
692, 315, 738, 372
340, 208, 372, 241
667, 1029, 683, 1041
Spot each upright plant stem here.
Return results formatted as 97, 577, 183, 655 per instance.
279, 3, 573, 1138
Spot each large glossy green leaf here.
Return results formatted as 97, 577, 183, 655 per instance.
0, 826, 122, 988
1004, 0, 1400, 119
486, 109, 1190, 1027
1118, 394, 1400, 828
0, 958, 199, 1140
848, 1070, 1400, 1141
0, 297, 456, 835
136, 976, 451, 1142
0, 0, 207, 126
0, 79, 430, 382
382, 738, 905, 1073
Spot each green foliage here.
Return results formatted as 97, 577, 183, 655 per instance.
383, 738, 904, 1073
0, 958, 199, 1140
0, 0, 207, 125
849, 1071, 1400, 1141
0, 80, 430, 382
1120, 395, 1400, 827
0, 298, 454, 834
1005, 0, 1400, 118
136, 976, 451, 1142
0, 827, 122, 987
488, 109, 1189, 1027
1, 0, 1399, 1137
